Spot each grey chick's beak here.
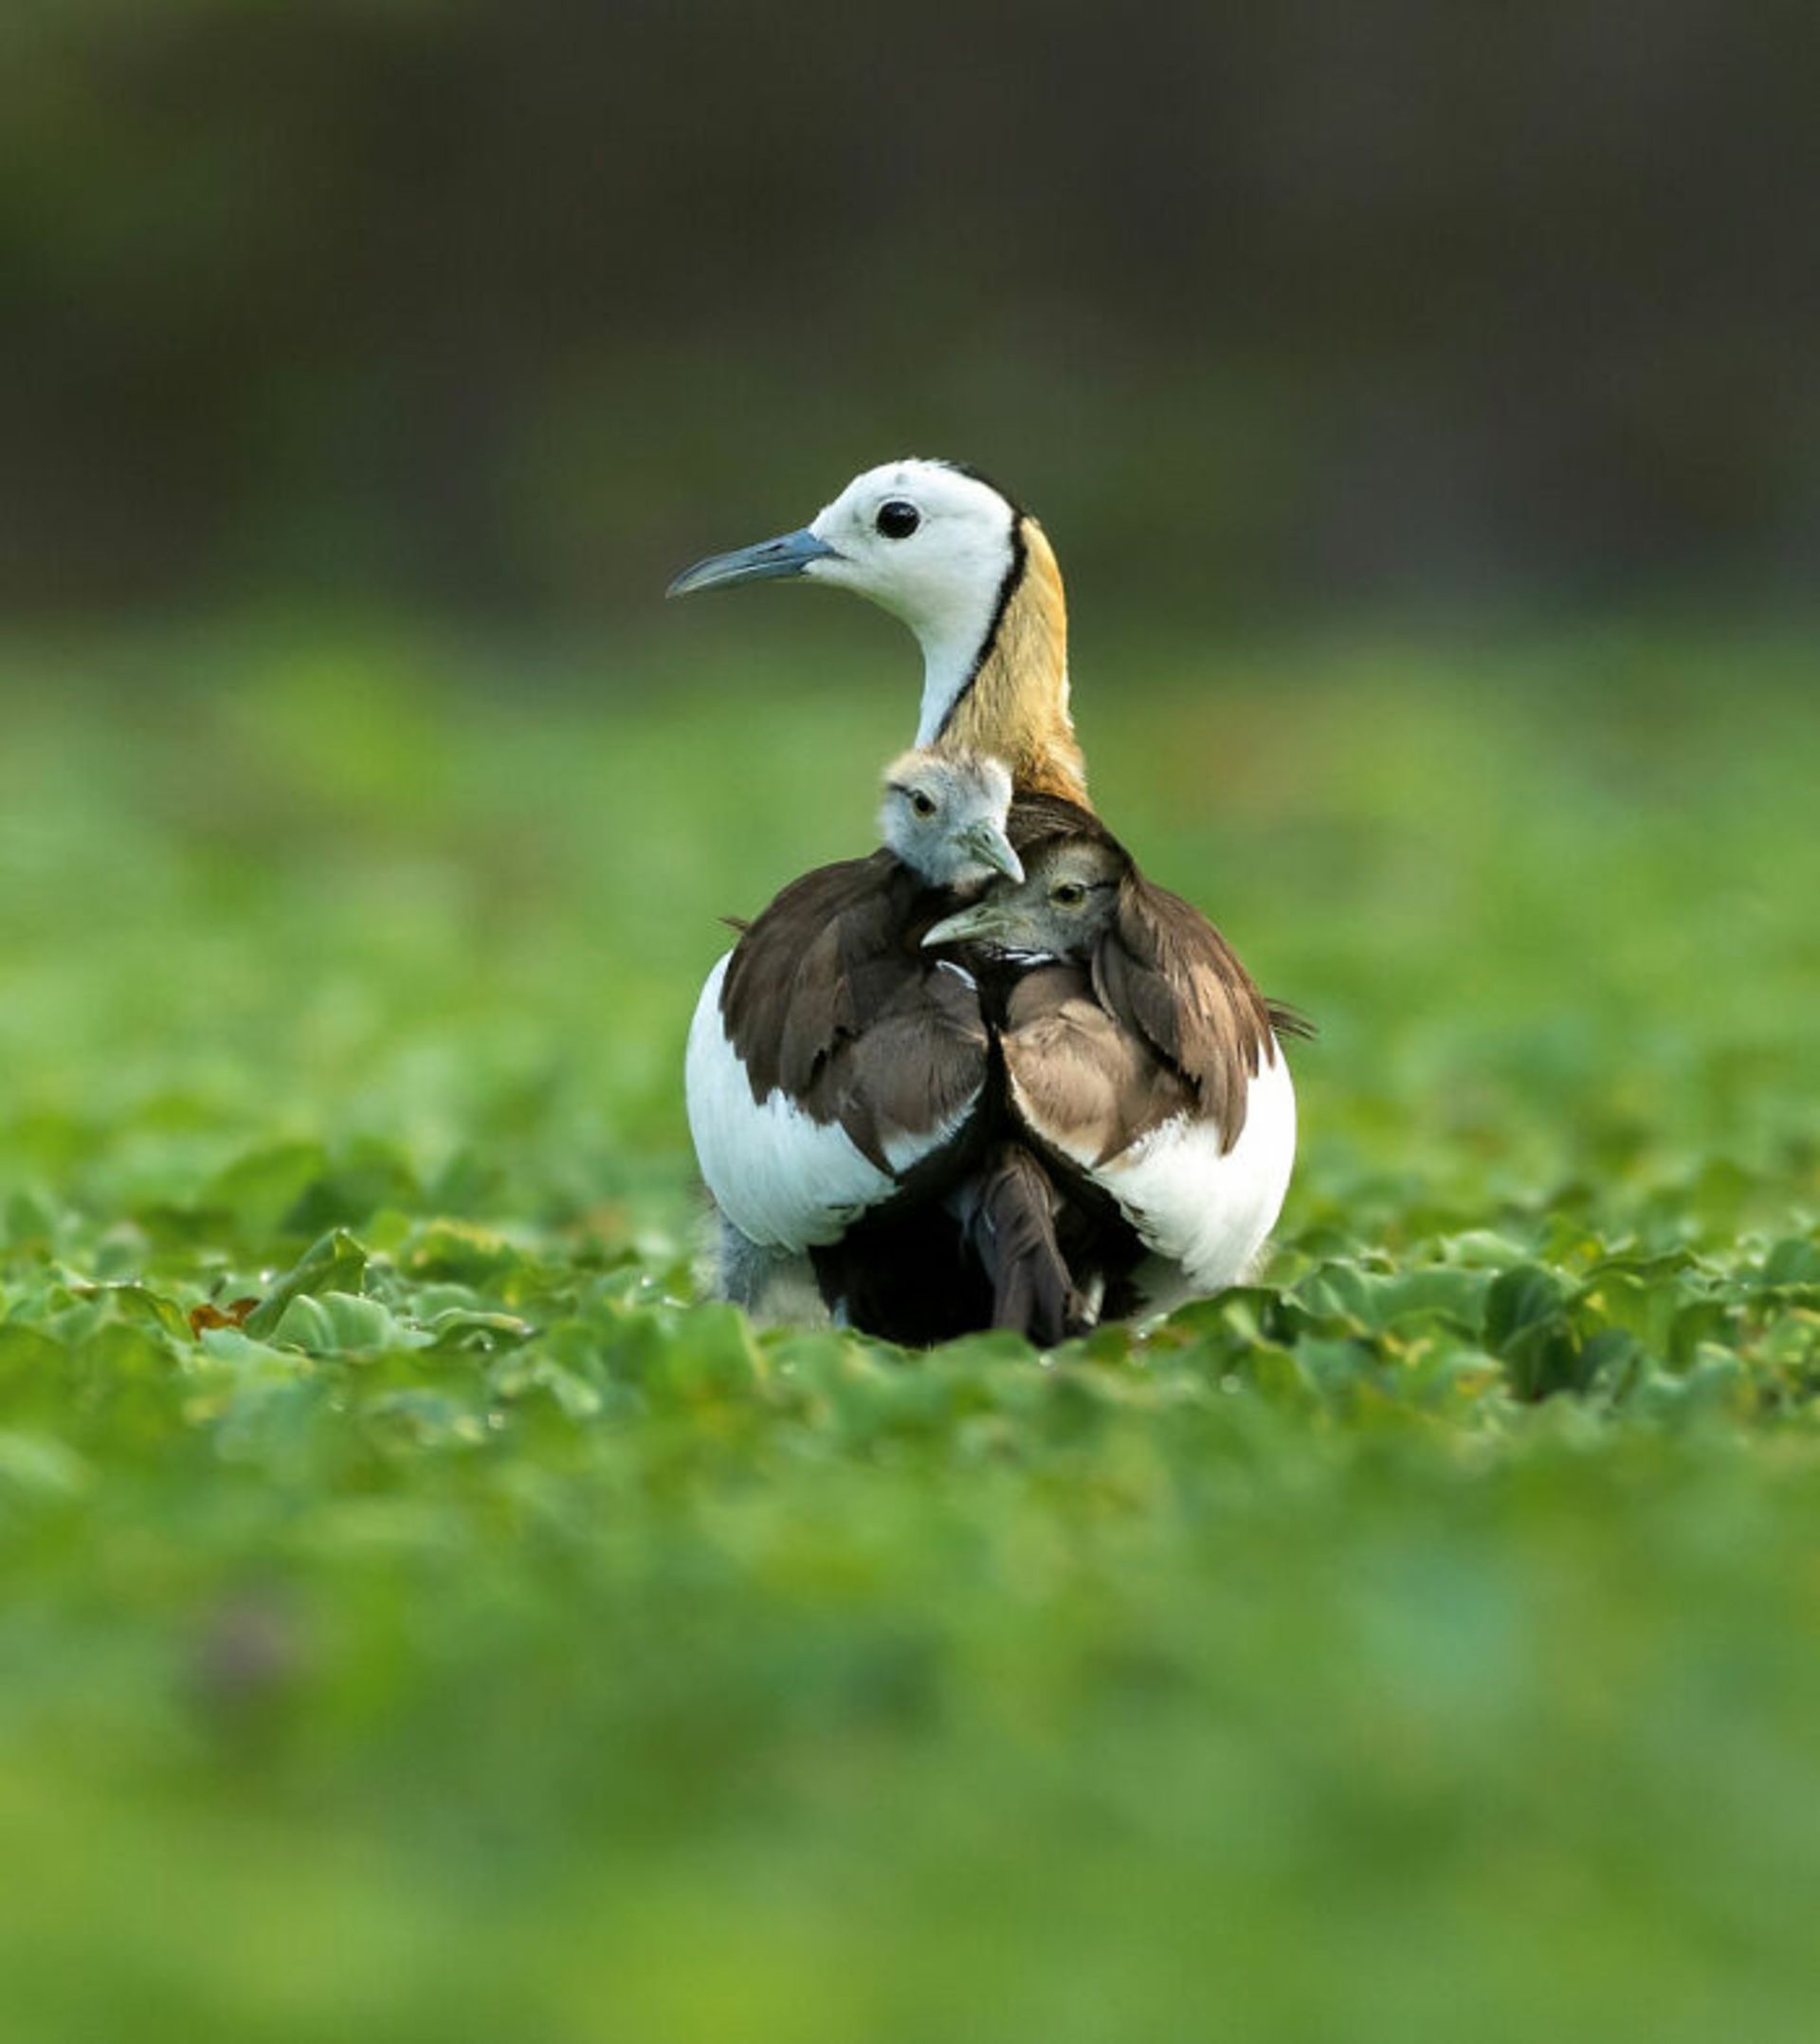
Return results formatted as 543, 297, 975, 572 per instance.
958, 821, 1024, 885
665, 526, 839, 597
921, 899, 1008, 949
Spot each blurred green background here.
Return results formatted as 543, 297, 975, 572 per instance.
3, 8, 1820, 2042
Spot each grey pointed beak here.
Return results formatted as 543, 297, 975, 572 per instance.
921, 900, 1003, 949
960, 822, 1024, 885
665, 526, 839, 597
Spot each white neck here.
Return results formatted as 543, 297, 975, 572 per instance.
913, 610, 995, 745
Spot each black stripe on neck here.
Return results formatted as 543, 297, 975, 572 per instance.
936, 513, 1028, 743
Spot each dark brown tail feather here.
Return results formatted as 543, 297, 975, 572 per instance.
956, 1144, 1091, 1347
1265, 999, 1318, 1042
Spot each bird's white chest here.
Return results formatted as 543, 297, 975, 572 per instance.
1010, 1040, 1298, 1298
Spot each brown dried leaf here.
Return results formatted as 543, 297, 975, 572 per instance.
189, 1296, 263, 1339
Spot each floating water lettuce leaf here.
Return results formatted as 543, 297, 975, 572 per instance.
243, 1230, 372, 1339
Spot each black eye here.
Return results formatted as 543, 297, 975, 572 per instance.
1051, 882, 1087, 907
876, 499, 920, 539
910, 790, 937, 818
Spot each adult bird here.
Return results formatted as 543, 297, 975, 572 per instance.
687, 747, 1083, 1344
924, 802, 1311, 1311
670, 457, 1302, 1318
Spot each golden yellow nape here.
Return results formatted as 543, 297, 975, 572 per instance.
938, 517, 1090, 807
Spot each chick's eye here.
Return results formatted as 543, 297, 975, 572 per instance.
876, 499, 920, 539
1051, 882, 1087, 907
910, 790, 937, 818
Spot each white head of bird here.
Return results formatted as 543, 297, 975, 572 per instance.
921, 836, 1124, 958
669, 459, 1084, 804
878, 748, 1023, 890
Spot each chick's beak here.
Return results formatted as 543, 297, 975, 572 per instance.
960, 822, 1024, 884
665, 526, 838, 597
921, 900, 1006, 949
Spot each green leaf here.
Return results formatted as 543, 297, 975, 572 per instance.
1484, 1266, 1567, 1349
1761, 1236, 1820, 1287
269, 1290, 429, 1357
243, 1230, 372, 1339
647, 1303, 766, 1402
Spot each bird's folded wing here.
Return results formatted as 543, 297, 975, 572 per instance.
720, 851, 899, 1103
1003, 965, 1191, 1166
1004, 957, 1297, 1296
832, 963, 991, 1174
1090, 874, 1277, 1152
694, 853, 989, 1241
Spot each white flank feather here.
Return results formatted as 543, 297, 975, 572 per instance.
1011, 1036, 1298, 1301
685, 955, 981, 1253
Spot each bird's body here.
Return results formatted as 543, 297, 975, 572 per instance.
671, 458, 1306, 1337
685, 748, 1085, 1341
929, 802, 1301, 1311
1001, 967, 1299, 1305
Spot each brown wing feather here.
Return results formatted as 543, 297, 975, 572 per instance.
718, 849, 988, 1172
1090, 874, 1276, 1154
832, 965, 991, 1173
720, 850, 901, 1102
1003, 964, 1192, 1164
